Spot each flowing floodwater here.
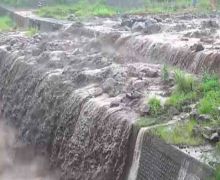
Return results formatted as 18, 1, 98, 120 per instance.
0, 120, 59, 180
0, 9, 218, 179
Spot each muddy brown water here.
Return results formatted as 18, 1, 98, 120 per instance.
0, 8, 220, 180
0, 111, 59, 180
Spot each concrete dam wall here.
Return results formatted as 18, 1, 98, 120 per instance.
0, 5, 69, 31
128, 131, 213, 180
0, 5, 216, 180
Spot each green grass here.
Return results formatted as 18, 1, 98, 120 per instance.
2, 0, 219, 15
34, 0, 219, 19
198, 90, 220, 115
0, 16, 13, 32
165, 70, 198, 110
135, 117, 159, 128
197, 74, 220, 118
174, 70, 195, 93
215, 170, 220, 180
166, 91, 198, 111
25, 27, 39, 37
165, 71, 220, 119
162, 65, 169, 83
148, 97, 162, 117
36, 1, 117, 19
152, 120, 204, 146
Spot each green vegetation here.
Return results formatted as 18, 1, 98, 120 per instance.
162, 65, 169, 83
152, 71, 220, 146
135, 117, 159, 128
215, 169, 220, 180
152, 120, 204, 145
173, 70, 195, 93
166, 91, 197, 110
1, 0, 219, 18
136, 69, 220, 148
165, 70, 198, 110
148, 97, 162, 117
198, 74, 220, 118
165, 71, 220, 120
25, 27, 39, 37
36, 1, 117, 19
0, 16, 13, 32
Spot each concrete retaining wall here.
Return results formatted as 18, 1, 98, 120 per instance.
0, 5, 67, 31
137, 133, 213, 180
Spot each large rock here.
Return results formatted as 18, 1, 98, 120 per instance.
131, 18, 161, 34
132, 21, 145, 32
143, 19, 161, 34
201, 20, 219, 29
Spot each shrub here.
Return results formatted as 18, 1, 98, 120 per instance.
198, 73, 220, 117
201, 73, 220, 93
174, 70, 195, 93
162, 65, 169, 83
166, 91, 197, 110
198, 90, 220, 115
148, 97, 162, 117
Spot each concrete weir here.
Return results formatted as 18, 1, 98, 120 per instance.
0, 5, 217, 180
128, 129, 213, 180
0, 5, 70, 31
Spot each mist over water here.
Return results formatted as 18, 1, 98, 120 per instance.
0, 120, 59, 180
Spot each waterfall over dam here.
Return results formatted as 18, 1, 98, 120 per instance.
0, 4, 219, 180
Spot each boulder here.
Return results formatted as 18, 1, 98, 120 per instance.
102, 78, 116, 93
190, 43, 204, 52
132, 80, 148, 90
132, 22, 145, 32
168, 107, 179, 116
126, 91, 142, 99
209, 132, 220, 143
67, 14, 77, 21
139, 104, 150, 116
201, 20, 219, 29
110, 99, 120, 108
190, 109, 199, 120
144, 19, 161, 34
121, 18, 135, 28
197, 114, 211, 122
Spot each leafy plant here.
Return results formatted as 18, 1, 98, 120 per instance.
174, 70, 195, 93
166, 92, 196, 110
162, 65, 169, 83
148, 97, 162, 117
198, 73, 220, 117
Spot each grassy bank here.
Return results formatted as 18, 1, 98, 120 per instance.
136, 68, 220, 145
0, 16, 13, 32
1, 0, 217, 19
34, 0, 217, 19
36, 1, 117, 19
